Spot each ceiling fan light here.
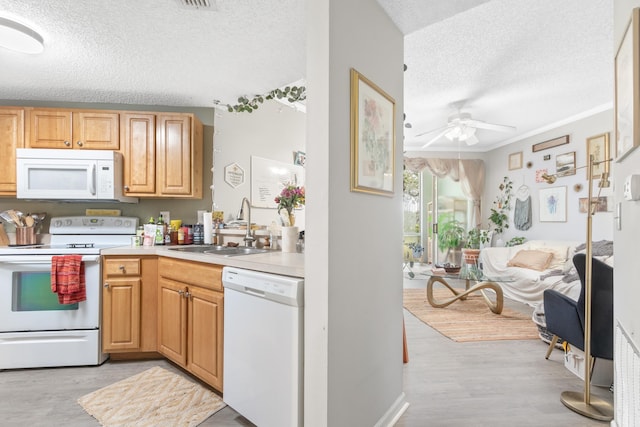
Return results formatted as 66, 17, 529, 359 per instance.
0, 17, 44, 54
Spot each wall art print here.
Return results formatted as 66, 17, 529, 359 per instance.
539, 186, 567, 222
350, 68, 396, 196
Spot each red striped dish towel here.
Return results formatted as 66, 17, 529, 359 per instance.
51, 255, 86, 304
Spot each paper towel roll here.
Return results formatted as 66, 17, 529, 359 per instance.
203, 212, 213, 244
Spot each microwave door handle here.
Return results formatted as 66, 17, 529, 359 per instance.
90, 164, 97, 195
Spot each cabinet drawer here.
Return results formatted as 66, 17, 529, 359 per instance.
159, 257, 223, 291
104, 258, 141, 276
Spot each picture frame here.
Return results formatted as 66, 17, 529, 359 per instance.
579, 197, 608, 214
532, 135, 570, 152
615, 8, 640, 162
555, 151, 576, 177
350, 68, 396, 196
539, 186, 567, 222
294, 150, 306, 167
535, 169, 549, 183
586, 133, 610, 179
508, 152, 523, 170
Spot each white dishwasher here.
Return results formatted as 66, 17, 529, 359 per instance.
222, 266, 304, 427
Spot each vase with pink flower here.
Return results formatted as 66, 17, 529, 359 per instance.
275, 184, 305, 252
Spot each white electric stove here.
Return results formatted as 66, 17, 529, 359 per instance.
0, 216, 138, 370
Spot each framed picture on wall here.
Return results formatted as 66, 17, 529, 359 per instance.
586, 133, 610, 179
350, 68, 396, 196
508, 152, 523, 170
539, 186, 567, 222
555, 151, 576, 177
615, 8, 640, 161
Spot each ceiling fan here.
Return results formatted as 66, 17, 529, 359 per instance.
417, 111, 515, 148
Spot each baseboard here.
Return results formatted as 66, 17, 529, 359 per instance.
374, 392, 409, 427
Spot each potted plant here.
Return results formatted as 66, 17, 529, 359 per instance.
488, 177, 513, 240
461, 228, 489, 265
436, 215, 465, 265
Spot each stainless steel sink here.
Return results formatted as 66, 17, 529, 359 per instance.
169, 245, 269, 256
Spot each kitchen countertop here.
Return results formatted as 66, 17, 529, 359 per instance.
101, 245, 305, 278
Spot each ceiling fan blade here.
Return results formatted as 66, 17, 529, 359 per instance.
466, 119, 515, 132
420, 128, 450, 149
414, 124, 449, 138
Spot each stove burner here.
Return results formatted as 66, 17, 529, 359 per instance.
66, 243, 95, 248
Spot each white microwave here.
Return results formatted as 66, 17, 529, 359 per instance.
16, 148, 138, 203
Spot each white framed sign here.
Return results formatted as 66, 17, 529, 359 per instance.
224, 163, 245, 188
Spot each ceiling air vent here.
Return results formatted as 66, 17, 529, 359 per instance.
175, 0, 217, 11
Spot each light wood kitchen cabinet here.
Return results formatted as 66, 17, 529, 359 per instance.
0, 108, 24, 195
26, 108, 119, 150
121, 113, 156, 194
102, 256, 157, 353
158, 257, 223, 390
122, 113, 203, 199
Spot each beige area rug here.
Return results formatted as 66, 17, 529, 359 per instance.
78, 366, 226, 427
403, 288, 539, 342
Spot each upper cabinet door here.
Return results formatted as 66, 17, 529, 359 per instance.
72, 111, 119, 149
28, 109, 73, 148
0, 108, 24, 195
157, 114, 201, 197
27, 109, 119, 149
122, 113, 156, 195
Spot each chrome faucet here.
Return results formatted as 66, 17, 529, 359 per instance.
240, 197, 256, 247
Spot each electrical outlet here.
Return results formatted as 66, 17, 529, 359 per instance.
160, 211, 170, 224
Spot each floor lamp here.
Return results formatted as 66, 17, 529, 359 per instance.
542, 154, 614, 421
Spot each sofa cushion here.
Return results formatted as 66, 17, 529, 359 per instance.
507, 249, 554, 271
529, 244, 569, 269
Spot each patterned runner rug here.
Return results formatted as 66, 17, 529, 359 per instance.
403, 288, 539, 342
78, 366, 225, 426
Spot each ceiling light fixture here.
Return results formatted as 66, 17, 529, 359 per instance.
0, 17, 44, 54
444, 125, 478, 145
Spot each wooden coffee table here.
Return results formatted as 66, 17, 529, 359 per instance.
419, 270, 510, 314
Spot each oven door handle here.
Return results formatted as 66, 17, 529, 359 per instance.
0, 255, 101, 264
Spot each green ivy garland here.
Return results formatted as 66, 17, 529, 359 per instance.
226, 86, 306, 113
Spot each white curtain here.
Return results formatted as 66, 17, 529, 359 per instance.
404, 157, 485, 227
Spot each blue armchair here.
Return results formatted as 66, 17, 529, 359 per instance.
542, 253, 613, 360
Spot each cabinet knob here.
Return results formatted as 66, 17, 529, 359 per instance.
178, 290, 184, 296
64, 140, 71, 146
76, 140, 84, 147
185, 291, 191, 299
124, 185, 130, 192
104, 282, 109, 288
119, 265, 125, 271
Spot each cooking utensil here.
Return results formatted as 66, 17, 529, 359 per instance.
8, 210, 25, 226
24, 215, 35, 227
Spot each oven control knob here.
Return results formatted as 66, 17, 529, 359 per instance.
53, 220, 62, 228
115, 219, 122, 226
124, 220, 132, 228
65, 219, 72, 226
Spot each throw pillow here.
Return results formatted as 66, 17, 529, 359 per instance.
529, 245, 569, 270
507, 249, 554, 271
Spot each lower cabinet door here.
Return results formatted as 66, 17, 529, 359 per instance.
188, 286, 224, 390
158, 277, 188, 366
102, 278, 141, 351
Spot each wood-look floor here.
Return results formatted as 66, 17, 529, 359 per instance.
0, 271, 612, 426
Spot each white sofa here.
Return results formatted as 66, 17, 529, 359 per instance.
479, 240, 583, 307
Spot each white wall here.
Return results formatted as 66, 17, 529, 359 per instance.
212, 102, 306, 229
483, 110, 614, 243
305, 0, 406, 425
613, 2, 640, 424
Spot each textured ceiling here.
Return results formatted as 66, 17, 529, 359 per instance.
0, 0, 613, 152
